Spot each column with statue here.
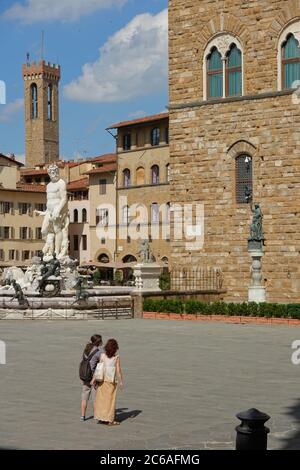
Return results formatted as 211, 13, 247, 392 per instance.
248, 203, 266, 302
133, 240, 162, 291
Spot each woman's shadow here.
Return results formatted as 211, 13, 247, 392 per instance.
115, 408, 142, 423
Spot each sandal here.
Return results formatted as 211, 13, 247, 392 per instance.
107, 421, 120, 426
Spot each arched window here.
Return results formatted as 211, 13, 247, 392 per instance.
136, 167, 145, 185
166, 164, 170, 182
74, 209, 78, 222
82, 208, 87, 223
226, 45, 242, 96
151, 203, 159, 223
235, 154, 253, 204
123, 169, 131, 187
151, 165, 160, 184
47, 84, 53, 120
98, 253, 110, 264
122, 254, 137, 263
204, 34, 243, 100
151, 128, 160, 146
207, 47, 223, 99
282, 34, 300, 89
31, 83, 38, 119
165, 202, 171, 223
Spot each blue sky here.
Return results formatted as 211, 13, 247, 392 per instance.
0, 0, 168, 162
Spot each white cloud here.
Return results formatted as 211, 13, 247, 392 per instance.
15, 154, 25, 164
128, 110, 146, 118
2, 0, 126, 23
64, 9, 168, 103
0, 99, 24, 123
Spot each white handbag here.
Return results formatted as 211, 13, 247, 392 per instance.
94, 361, 104, 382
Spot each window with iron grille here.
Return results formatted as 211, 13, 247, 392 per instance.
235, 154, 253, 204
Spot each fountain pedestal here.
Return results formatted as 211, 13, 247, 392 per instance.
248, 241, 266, 303
133, 263, 161, 292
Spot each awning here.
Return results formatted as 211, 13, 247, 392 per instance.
80, 261, 137, 269
80, 260, 168, 269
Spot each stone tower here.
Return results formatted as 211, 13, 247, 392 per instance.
23, 60, 60, 168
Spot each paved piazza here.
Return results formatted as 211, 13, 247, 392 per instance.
0, 319, 300, 450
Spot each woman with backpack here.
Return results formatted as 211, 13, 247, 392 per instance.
79, 334, 103, 422
91, 338, 124, 426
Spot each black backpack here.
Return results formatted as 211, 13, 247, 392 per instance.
79, 348, 98, 382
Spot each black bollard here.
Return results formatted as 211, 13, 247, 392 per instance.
236, 408, 270, 450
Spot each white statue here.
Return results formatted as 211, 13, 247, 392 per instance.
35, 164, 69, 260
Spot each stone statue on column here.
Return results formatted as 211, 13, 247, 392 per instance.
248, 203, 266, 303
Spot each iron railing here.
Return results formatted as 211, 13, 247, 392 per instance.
171, 267, 224, 292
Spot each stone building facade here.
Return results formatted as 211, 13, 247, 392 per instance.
85, 154, 117, 275
0, 154, 45, 267
169, 0, 300, 302
108, 113, 170, 277
23, 60, 60, 168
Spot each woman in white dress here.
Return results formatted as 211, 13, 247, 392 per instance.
91, 338, 124, 426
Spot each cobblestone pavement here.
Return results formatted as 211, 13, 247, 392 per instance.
0, 319, 300, 450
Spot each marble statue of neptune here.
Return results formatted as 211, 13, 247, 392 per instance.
35, 164, 69, 260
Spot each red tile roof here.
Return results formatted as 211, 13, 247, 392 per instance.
85, 163, 117, 175
0, 153, 24, 167
20, 168, 49, 176
67, 178, 89, 191
15, 184, 46, 193
107, 112, 169, 129
89, 154, 116, 163
34, 154, 116, 169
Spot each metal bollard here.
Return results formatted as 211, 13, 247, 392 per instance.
236, 408, 270, 450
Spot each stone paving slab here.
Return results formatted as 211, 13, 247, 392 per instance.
0, 320, 300, 449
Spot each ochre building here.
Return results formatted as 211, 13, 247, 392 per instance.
108, 113, 170, 277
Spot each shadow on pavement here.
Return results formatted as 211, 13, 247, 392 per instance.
279, 398, 300, 449
116, 408, 142, 423
85, 415, 95, 421
0, 447, 19, 450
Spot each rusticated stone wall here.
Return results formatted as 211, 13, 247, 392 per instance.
169, 0, 300, 302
